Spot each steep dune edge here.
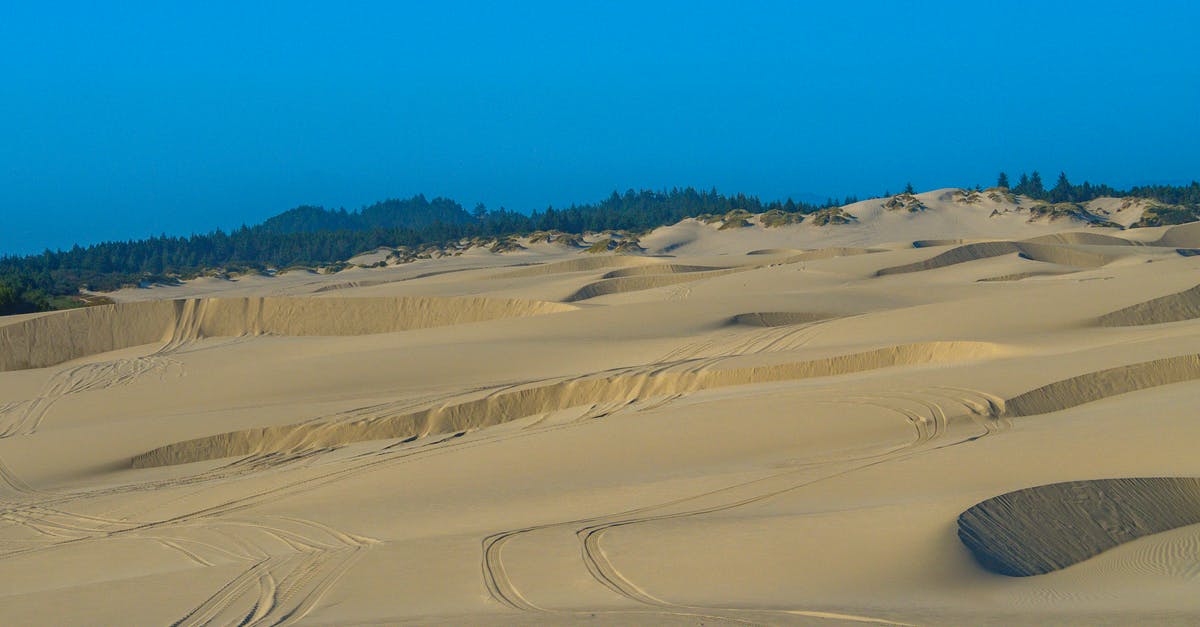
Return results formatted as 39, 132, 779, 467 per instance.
1154, 221, 1200, 248
0, 296, 575, 372
565, 269, 743, 301
1023, 232, 1138, 247
1095, 284, 1200, 327
976, 270, 1075, 283
876, 241, 1117, 277
600, 263, 725, 279
1002, 353, 1200, 417
493, 255, 656, 279
731, 312, 838, 327
564, 247, 883, 301
776, 247, 882, 263
131, 341, 1002, 468
912, 239, 971, 248
958, 478, 1200, 576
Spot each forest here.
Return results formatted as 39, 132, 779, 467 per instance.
2, 177, 1198, 316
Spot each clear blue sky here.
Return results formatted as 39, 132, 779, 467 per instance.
2, 1, 1198, 255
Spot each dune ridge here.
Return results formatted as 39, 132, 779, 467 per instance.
494, 255, 656, 279
131, 340, 1003, 468
876, 241, 1117, 277
731, 312, 838, 327
1153, 222, 1200, 248
1002, 353, 1200, 417
600, 264, 726, 279
564, 269, 743, 301
776, 247, 882, 263
0, 296, 574, 372
976, 270, 1075, 282
1022, 232, 1138, 247
1096, 284, 1200, 327
958, 477, 1200, 576
563, 247, 883, 301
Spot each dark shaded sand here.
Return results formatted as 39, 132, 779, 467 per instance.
1096, 284, 1200, 327
958, 477, 1200, 576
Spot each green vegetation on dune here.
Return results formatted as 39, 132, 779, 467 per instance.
2, 174, 1199, 316
1026, 202, 1123, 228
1131, 203, 1200, 227
2, 188, 827, 315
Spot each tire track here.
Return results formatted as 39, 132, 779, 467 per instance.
480, 387, 1000, 623
0, 356, 181, 439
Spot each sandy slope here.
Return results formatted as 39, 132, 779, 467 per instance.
3, 194, 1200, 625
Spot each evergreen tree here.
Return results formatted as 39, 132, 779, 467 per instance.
1028, 171, 1045, 198
904, 182, 915, 195
1050, 172, 1073, 203
1015, 173, 1030, 196
997, 172, 1010, 188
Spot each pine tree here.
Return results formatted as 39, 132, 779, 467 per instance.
1016, 173, 1030, 196
1050, 172, 1072, 203
904, 182, 915, 195
1029, 171, 1045, 198
997, 172, 1010, 189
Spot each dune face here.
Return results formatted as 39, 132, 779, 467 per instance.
6, 206, 1200, 625
1002, 353, 1200, 417
958, 478, 1200, 577
599, 263, 725, 279
131, 341, 1001, 468
730, 311, 836, 326
875, 240, 1117, 276
494, 254, 655, 278
564, 269, 743, 301
0, 296, 572, 371
1096, 284, 1200, 327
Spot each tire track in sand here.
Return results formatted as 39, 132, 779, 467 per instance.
481, 387, 997, 624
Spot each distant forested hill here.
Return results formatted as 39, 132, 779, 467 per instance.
2, 175, 1198, 316
0, 188, 813, 314
259, 196, 474, 234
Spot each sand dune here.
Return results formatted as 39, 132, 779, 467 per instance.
730, 312, 838, 326
1002, 353, 1200, 417
0, 296, 573, 371
494, 255, 657, 279
1096, 284, 1200, 327
1023, 231, 1140, 247
977, 270, 1076, 282
6, 200, 1200, 625
876, 241, 1119, 276
1153, 221, 1200, 248
776, 247, 882, 263
600, 264, 726, 279
912, 238, 970, 248
958, 478, 1200, 576
132, 341, 1002, 467
564, 269, 743, 301
745, 247, 804, 255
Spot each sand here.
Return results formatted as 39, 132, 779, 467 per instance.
3, 190, 1200, 625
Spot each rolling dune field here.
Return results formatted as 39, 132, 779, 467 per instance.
3, 192, 1200, 625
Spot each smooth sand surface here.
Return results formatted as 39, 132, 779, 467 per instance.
3, 191, 1200, 625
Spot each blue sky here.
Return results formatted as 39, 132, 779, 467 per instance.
2, 1, 1198, 255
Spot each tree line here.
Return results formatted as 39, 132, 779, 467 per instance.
2, 177, 1198, 316
998, 171, 1200, 206
0, 188, 832, 315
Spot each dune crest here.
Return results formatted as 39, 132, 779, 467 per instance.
494, 255, 656, 279
131, 340, 1003, 468
1001, 353, 1200, 417
1096, 284, 1200, 327
876, 241, 1118, 276
730, 312, 838, 327
0, 296, 574, 371
958, 478, 1200, 576
564, 269, 743, 301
